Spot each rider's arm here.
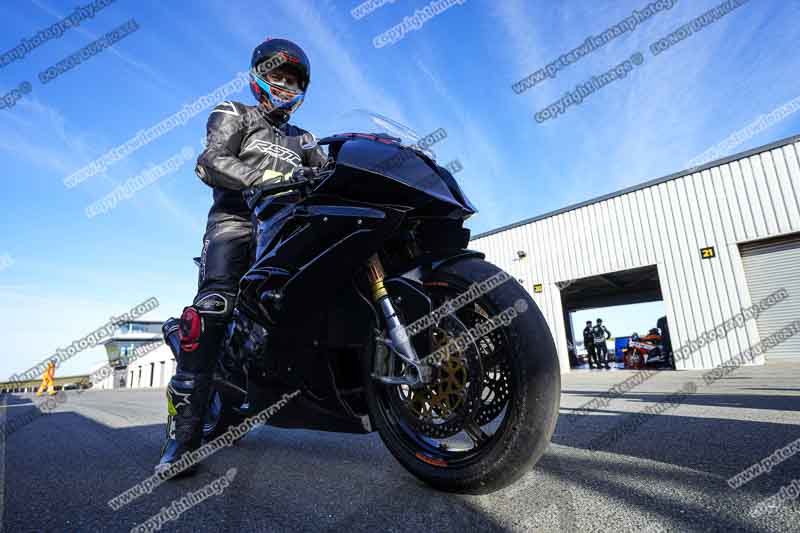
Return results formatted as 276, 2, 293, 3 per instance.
195, 102, 264, 191
604, 326, 612, 339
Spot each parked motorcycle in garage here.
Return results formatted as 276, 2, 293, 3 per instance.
166, 128, 561, 494
623, 328, 673, 369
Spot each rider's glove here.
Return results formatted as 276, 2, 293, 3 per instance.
290, 166, 318, 183
253, 166, 316, 187
256, 169, 289, 187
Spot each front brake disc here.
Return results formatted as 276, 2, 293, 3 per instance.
389, 316, 483, 439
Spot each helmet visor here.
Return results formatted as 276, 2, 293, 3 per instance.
251, 70, 305, 112
265, 68, 301, 93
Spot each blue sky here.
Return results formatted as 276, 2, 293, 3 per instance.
1, 0, 799, 378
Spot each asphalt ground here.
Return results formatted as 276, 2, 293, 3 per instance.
2, 358, 799, 532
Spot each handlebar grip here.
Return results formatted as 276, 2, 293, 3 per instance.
259, 178, 310, 195
244, 178, 311, 211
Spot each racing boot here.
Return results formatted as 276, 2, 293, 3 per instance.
155, 303, 227, 477
155, 371, 210, 478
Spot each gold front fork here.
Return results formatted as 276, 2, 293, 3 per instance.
365, 253, 388, 302
366, 254, 429, 385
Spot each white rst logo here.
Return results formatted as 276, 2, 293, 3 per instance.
244, 139, 302, 169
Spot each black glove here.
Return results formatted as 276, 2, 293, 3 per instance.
290, 166, 319, 183
243, 167, 319, 212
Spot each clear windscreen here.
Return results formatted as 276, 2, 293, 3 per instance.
321, 109, 438, 160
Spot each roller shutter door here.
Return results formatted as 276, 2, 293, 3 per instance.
740, 234, 800, 358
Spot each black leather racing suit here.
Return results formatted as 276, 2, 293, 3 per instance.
592, 324, 612, 368
188, 99, 327, 376
582, 326, 599, 368
157, 100, 326, 473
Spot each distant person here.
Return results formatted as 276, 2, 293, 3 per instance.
582, 320, 599, 369
36, 360, 57, 396
592, 319, 612, 369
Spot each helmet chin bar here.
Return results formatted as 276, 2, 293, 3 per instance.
258, 95, 302, 125
251, 74, 304, 123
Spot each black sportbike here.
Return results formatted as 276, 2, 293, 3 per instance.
175, 132, 560, 494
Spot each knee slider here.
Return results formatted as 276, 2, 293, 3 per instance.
179, 292, 233, 353
179, 307, 203, 353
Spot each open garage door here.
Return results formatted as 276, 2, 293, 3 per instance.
559, 265, 670, 369
740, 233, 800, 358
560, 265, 662, 311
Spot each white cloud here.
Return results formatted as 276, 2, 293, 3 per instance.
487, 0, 796, 200
0, 97, 95, 175
414, 59, 504, 228
30, 0, 183, 95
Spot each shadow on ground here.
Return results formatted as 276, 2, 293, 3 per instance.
562, 389, 800, 412
4, 382, 799, 532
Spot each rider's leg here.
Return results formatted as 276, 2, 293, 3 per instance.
155, 219, 253, 476
598, 344, 610, 369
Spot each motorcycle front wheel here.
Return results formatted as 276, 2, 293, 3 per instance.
365, 258, 560, 494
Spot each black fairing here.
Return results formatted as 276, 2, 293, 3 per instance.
233, 134, 480, 434
317, 135, 476, 218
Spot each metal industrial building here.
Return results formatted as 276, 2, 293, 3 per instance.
469, 134, 800, 372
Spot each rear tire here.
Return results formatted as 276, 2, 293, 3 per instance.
365, 258, 560, 494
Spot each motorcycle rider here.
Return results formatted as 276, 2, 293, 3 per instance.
155, 38, 326, 476
582, 320, 598, 369
592, 318, 612, 369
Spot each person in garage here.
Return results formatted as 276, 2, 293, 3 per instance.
592, 319, 612, 369
582, 320, 599, 369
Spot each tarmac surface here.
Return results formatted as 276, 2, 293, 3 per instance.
2, 358, 799, 532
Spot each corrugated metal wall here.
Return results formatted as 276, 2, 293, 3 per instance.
470, 139, 800, 372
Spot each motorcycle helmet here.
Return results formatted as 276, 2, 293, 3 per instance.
250, 38, 310, 123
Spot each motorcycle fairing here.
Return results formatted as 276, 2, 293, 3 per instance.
231, 135, 482, 435
236, 194, 404, 420
239, 195, 404, 323
317, 136, 476, 219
